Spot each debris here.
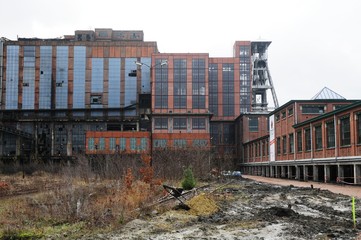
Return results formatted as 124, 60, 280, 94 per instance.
186, 193, 219, 216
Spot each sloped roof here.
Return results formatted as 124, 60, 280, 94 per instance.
311, 87, 346, 100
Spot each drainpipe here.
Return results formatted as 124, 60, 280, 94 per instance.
310, 123, 313, 160
334, 114, 338, 158
0, 38, 4, 106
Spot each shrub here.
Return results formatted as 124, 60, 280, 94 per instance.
181, 167, 196, 190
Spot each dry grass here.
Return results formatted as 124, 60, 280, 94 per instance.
0, 156, 165, 239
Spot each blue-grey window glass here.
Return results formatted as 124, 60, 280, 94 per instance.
54, 124, 67, 155
109, 138, 116, 150
315, 125, 322, 150
72, 124, 85, 154
154, 139, 167, 148
56, 46, 68, 109
193, 139, 207, 147
140, 57, 151, 93
249, 117, 258, 132
155, 59, 168, 108
73, 46, 86, 109
192, 59, 206, 109
210, 123, 220, 144
5, 45, 19, 109
125, 58, 137, 116
239, 45, 251, 113
222, 123, 235, 144
209, 63, 218, 116
174, 117, 187, 129
154, 117, 168, 129
91, 58, 103, 109
88, 138, 95, 150
141, 138, 147, 150
192, 118, 206, 129
22, 46, 35, 109
130, 138, 136, 150
340, 116, 350, 146
99, 138, 105, 150
39, 46, 52, 109
108, 58, 121, 108
222, 64, 234, 116
173, 59, 187, 108
120, 138, 126, 150
173, 139, 186, 148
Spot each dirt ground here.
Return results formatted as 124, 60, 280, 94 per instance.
91, 177, 361, 240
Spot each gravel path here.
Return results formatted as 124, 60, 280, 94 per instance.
243, 175, 361, 198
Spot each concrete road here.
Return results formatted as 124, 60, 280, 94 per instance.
243, 175, 361, 198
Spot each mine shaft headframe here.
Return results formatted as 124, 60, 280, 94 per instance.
251, 40, 279, 109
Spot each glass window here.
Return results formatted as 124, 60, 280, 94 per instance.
282, 136, 287, 154
276, 114, 280, 121
109, 138, 116, 150
125, 58, 137, 116
174, 118, 187, 130
249, 117, 258, 132
209, 63, 218, 116
173, 139, 186, 148
73, 46, 86, 109
39, 46, 52, 109
288, 107, 294, 116
154, 118, 168, 129
120, 138, 126, 150
222, 63, 234, 117
130, 138, 136, 151
315, 125, 322, 150
99, 138, 105, 150
357, 114, 361, 144
22, 46, 35, 110
305, 128, 311, 151
88, 138, 95, 150
326, 121, 335, 148
276, 137, 281, 155
289, 133, 294, 153
192, 139, 207, 147
302, 105, 325, 114
340, 116, 350, 146
154, 139, 167, 148
297, 131, 302, 152
192, 58, 206, 109
192, 118, 206, 129
155, 59, 168, 109
281, 111, 286, 119
141, 138, 147, 150
6, 46, 19, 109
174, 59, 187, 109
56, 46, 69, 109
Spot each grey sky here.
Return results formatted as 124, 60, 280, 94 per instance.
1, 0, 360, 106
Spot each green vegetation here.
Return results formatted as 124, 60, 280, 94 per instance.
181, 167, 196, 190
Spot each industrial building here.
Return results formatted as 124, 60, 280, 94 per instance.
241, 88, 361, 185
0, 29, 278, 165
2, 28, 361, 184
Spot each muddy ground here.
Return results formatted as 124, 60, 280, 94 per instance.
91, 178, 361, 240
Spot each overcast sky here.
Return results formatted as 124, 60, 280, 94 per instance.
1, 0, 360, 106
